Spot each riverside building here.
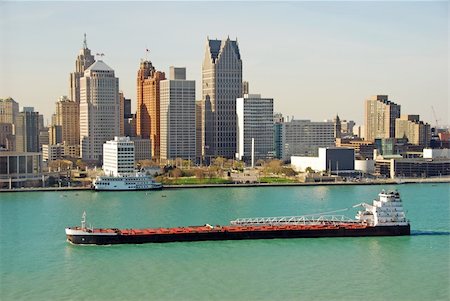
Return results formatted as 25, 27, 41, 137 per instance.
159, 67, 196, 161
365, 95, 401, 142
275, 117, 336, 160
236, 94, 274, 163
0, 151, 42, 189
103, 137, 135, 177
15, 107, 40, 153
80, 60, 120, 163
201, 37, 243, 160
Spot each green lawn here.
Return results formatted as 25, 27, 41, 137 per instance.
259, 177, 297, 183
162, 177, 233, 185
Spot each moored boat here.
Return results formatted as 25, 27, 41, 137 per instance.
92, 172, 162, 191
65, 190, 410, 245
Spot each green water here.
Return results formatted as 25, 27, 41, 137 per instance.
1, 184, 449, 300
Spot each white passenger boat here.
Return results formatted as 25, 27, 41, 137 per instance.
93, 173, 162, 191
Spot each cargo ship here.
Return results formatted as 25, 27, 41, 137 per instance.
65, 190, 410, 245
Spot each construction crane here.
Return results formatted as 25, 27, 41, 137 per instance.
431, 106, 440, 128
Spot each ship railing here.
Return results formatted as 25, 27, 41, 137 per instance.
230, 215, 360, 226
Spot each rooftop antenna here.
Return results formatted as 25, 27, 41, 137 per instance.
145, 47, 149, 61
83, 33, 88, 49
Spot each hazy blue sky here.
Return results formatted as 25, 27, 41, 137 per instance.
0, 1, 448, 126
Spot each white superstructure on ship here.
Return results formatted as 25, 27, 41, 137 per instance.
355, 190, 409, 226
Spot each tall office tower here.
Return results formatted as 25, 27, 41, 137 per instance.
236, 94, 274, 163
69, 34, 95, 104
119, 92, 125, 136
273, 113, 285, 159
160, 67, 196, 161
277, 118, 335, 160
341, 120, 355, 136
55, 96, 79, 146
0, 97, 19, 151
333, 115, 341, 139
124, 97, 132, 118
0, 97, 19, 124
124, 114, 136, 137
365, 95, 401, 142
136, 59, 166, 160
39, 127, 49, 150
15, 108, 40, 152
80, 60, 120, 163
242, 81, 249, 95
119, 92, 132, 137
48, 125, 62, 145
201, 37, 243, 159
395, 115, 431, 146
103, 137, 135, 176
0, 123, 15, 150
195, 100, 203, 161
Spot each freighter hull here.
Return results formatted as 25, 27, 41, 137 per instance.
66, 225, 411, 245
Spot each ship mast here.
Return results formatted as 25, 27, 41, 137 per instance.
81, 211, 86, 230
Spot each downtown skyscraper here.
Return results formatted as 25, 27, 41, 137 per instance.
136, 59, 166, 160
201, 37, 243, 159
79, 60, 120, 162
160, 67, 196, 161
69, 34, 95, 104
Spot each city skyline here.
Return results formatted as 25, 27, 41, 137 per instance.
0, 1, 447, 126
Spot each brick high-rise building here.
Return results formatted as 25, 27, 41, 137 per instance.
365, 95, 401, 142
201, 37, 243, 159
136, 59, 166, 160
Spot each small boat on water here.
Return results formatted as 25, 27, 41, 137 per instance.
66, 190, 410, 245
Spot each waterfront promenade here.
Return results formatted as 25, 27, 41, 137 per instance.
1, 176, 449, 193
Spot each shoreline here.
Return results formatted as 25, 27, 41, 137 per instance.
0, 177, 448, 193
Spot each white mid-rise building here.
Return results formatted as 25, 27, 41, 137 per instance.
236, 94, 274, 163
80, 60, 120, 162
42, 144, 65, 162
160, 67, 196, 161
103, 137, 135, 177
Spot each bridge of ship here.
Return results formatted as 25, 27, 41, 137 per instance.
230, 215, 362, 226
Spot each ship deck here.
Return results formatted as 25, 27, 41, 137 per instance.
87, 223, 369, 236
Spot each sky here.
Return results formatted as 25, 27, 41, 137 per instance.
0, 1, 448, 127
